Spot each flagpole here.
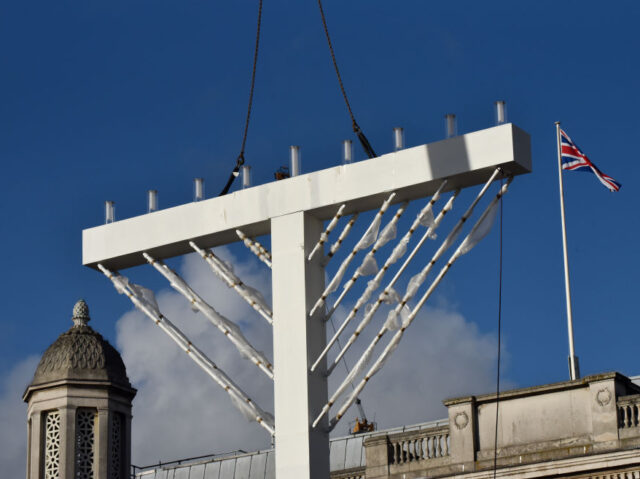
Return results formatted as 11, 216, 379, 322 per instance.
555, 121, 579, 380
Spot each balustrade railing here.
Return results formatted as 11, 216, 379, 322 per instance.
388, 426, 450, 465
618, 395, 640, 429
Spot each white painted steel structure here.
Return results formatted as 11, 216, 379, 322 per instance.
83, 123, 531, 479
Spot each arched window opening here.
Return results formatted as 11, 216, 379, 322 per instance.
43, 410, 61, 479
75, 409, 96, 479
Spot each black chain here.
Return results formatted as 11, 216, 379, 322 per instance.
219, 0, 263, 196
317, 0, 377, 159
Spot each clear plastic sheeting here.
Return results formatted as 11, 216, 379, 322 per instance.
325, 213, 359, 264
376, 217, 398, 248
308, 204, 346, 262
388, 236, 410, 265
438, 221, 463, 256
356, 255, 378, 277
97, 264, 275, 435
354, 215, 381, 252
358, 278, 380, 308
236, 230, 272, 268
336, 346, 373, 401
312, 345, 375, 428
326, 176, 514, 433
355, 193, 396, 251
190, 242, 273, 325
418, 206, 435, 228
115, 276, 160, 316
327, 200, 408, 319
458, 200, 499, 255
406, 271, 427, 301
310, 193, 396, 317
326, 260, 349, 295
324, 185, 456, 376
382, 288, 401, 304
143, 253, 274, 379
231, 393, 260, 423
383, 305, 409, 331
367, 338, 399, 379
384, 310, 401, 331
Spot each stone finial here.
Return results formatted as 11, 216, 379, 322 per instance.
72, 299, 90, 327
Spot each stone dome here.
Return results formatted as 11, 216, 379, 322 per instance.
29, 299, 131, 389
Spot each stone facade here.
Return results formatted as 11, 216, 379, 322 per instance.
23, 300, 136, 479
133, 372, 640, 479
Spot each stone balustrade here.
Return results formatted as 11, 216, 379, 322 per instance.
619, 394, 640, 429
388, 426, 450, 465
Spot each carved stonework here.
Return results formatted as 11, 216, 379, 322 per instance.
596, 388, 612, 407
454, 411, 469, 430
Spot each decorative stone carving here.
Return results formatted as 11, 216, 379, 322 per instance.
24, 300, 136, 479
596, 388, 612, 407
44, 411, 61, 479
454, 411, 469, 430
29, 300, 131, 387
76, 409, 96, 479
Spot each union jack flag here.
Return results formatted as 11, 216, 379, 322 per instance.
560, 129, 621, 192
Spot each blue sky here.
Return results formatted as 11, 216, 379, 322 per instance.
1, 0, 639, 465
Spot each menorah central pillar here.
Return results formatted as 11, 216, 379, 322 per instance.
272, 211, 329, 479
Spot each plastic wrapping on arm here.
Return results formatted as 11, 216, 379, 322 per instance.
326, 259, 349, 295
356, 254, 379, 276
354, 192, 396, 251
190, 243, 273, 325
230, 393, 260, 422
418, 207, 435, 228
458, 200, 498, 255
384, 309, 401, 331
326, 213, 359, 260
332, 345, 374, 403
144, 254, 273, 378
353, 278, 380, 313
388, 236, 409, 265
308, 204, 346, 261
384, 304, 409, 331
376, 217, 397, 248
384, 288, 400, 304
438, 221, 463, 256
367, 336, 400, 378
355, 214, 382, 251
406, 271, 427, 301
99, 264, 275, 435
128, 281, 161, 316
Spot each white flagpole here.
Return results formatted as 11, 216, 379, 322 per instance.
555, 121, 580, 380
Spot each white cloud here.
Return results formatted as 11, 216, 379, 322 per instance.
0, 355, 39, 479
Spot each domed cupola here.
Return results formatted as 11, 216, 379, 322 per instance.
23, 300, 136, 479
28, 299, 131, 389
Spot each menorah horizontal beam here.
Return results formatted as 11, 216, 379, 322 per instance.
83, 122, 530, 270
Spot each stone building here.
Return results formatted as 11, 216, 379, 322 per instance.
23, 300, 136, 479
132, 372, 640, 479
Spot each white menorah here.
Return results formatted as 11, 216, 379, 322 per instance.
83, 123, 530, 479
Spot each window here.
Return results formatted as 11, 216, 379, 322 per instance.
44, 411, 61, 479
109, 413, 124, 479
75, 409, 96, 479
